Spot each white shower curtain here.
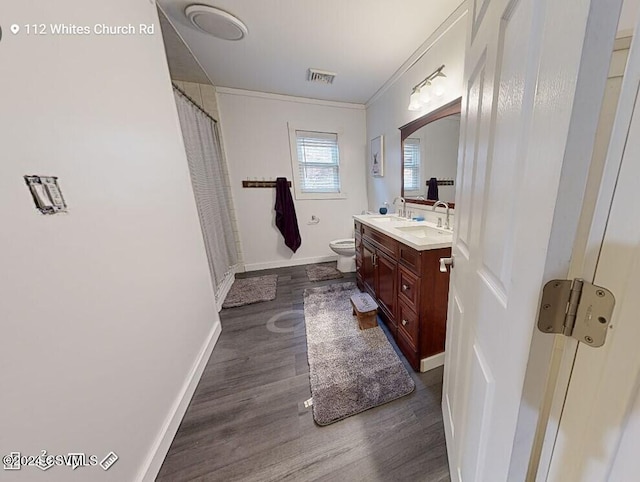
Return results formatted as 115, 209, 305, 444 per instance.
173, 87, 239, 309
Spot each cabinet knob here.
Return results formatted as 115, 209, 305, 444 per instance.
402, 284, 409, 291
402, 319, 409, 326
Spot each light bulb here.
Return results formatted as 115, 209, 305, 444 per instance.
418, 83, 431, 104
408, 91, 421, 111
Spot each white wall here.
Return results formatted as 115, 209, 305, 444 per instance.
217, 89, 368, 271
0, 2, 220, 481
619, 0, 640, 33
366, 4, 468, 213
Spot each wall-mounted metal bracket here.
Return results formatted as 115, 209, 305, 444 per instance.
537, 279, 615, 347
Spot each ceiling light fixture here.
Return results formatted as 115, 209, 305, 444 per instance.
185, 4, 248, 41
408, 65, 446, 111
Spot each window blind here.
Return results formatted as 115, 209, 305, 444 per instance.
295, 130, 341, 193
403, 138, 421, 191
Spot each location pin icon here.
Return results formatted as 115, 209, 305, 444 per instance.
10, 24, 20, 35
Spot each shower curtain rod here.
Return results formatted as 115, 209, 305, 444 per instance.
172, 82, 218, 125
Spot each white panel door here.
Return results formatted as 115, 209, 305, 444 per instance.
442, 0, 621, 480
546, 23, 640, 482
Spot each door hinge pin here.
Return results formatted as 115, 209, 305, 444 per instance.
563, 278, 584, 336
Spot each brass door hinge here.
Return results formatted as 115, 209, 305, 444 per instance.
537, 279, 615, 347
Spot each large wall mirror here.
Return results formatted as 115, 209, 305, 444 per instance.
400, 97, 462, 207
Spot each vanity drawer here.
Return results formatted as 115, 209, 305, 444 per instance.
398, 265, 421, 312
398, 301, 419, 354
399, 244, 422, 275
362, 225, 398, 257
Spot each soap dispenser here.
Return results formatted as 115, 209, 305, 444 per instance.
379, 201, 389, 215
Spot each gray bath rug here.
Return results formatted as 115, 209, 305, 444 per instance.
305, 262, 343, 282
222, 275, 278, 308
303, 282, 415, 425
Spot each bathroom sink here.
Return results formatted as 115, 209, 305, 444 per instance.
395, 225, 450, 238
354, 214, 452, 250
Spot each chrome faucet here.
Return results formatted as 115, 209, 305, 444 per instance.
393, 196, 406, 217
432, 201, 451, 229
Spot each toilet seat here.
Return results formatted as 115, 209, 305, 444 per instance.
330, 238, 355, 248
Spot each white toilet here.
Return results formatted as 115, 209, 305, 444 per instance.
329, 238, 356, 273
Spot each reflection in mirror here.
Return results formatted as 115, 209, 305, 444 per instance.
400, 98, 461, 207
403, 115, 460, 203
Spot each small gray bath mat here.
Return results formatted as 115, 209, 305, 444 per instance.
305, 262, 344, 282
303, 282, 415, 425
222, 275, 278, 308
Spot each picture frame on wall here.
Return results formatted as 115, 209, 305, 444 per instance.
370, 135, 384, 177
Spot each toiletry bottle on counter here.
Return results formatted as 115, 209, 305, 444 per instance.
379, 202, 388, 215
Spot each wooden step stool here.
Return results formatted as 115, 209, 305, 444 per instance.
350, 292, 378, 330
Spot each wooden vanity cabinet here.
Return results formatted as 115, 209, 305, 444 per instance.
359, 244, 397, 331
361, 242, 375, 295
355, 223, 364, 288
354, 219, 451, 371
375, 249, 397, 329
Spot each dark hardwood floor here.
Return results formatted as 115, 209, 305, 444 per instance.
157, 265, 450, 482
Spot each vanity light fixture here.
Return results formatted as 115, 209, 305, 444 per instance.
408, 65, 446, 111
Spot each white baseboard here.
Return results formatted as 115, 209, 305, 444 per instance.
420, 352, 445, 372
215, 269, 237, 312
138, 320, 222, 482
244, 254, 337, 272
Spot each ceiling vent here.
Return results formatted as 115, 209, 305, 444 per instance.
307, 69, 337, 85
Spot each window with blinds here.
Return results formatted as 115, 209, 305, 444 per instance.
403, 138, 421, 191
295, 130, 341, 194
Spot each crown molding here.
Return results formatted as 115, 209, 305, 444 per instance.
215, 87, 366, 110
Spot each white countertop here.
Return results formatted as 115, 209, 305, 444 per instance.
353, 214, 453, 251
